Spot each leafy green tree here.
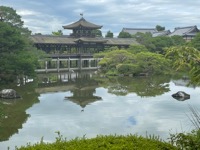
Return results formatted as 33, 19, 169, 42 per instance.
0, 6, 31, 35
151, 36, 173, 54
0, 22, 25, 53
98, 47, 171, 76
0, 6, 45, 83
98, 49, 135, 74
171, 35, 186, 46
133, 32, 155, 51
190, 33, 200, 50
156, 25, 165, 31
135, 52, 171, 75
105, 30, 113, 38
127, 44, 148, 54
134, 32, 186, 54
52, 30, 63, 36
92, 29, 102, 37
165, 46, 200, 84
118, 31, 132, 38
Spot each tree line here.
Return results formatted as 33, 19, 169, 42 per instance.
95, 32, 200, 85
0, 6, 45, 83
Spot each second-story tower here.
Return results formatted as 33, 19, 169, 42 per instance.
63, 16, 102, 38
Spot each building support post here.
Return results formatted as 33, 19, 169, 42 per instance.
45, 61, 48, 73
89, 59, 91, 68
57, 58, 60, 72
68, 58, 70, 71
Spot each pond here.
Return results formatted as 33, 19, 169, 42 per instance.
0, 71, 200, 149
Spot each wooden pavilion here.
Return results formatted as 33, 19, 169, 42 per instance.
31, 16, 138, 72
31, 16, 138, 54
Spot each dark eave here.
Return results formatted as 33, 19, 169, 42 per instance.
30, 35, 139, 46
74, 37, 108, 43
30, 35, 76, 45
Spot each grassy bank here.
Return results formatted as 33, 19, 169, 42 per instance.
16, 134, 176, 150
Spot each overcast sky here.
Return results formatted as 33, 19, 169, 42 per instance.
1, 0, 200, 37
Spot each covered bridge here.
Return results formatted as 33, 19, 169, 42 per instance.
30, 17, 138, 55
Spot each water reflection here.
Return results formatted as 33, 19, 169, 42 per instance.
0, 71, 200, 150
37, 71, 102, 110
172, 96, 190, 101
0, 82, 39, 142
96, 75, 171, 97
37, 72, 171, 106
64, 72, 102, 111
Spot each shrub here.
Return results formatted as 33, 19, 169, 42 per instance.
17, 134, 176, 150
117, 64, 141, 75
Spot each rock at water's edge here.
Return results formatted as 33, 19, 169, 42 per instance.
0, 89, 20, 99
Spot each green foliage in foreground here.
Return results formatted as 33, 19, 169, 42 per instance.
170, 130, 200, 150
17, 134, 176, 150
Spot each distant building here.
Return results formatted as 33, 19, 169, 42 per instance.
122, 28, 157, 35
168, 26, 199, 41
152, 30, 171, 37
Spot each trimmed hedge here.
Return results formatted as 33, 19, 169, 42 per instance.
17, 134, 176, 150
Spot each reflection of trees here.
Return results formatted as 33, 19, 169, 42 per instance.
96, 75, 170, 97
0, 83, 39, 142
129, 76, 170, 97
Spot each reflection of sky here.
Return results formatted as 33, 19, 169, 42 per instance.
128, 116, 137, 125
0, 81, 200, 150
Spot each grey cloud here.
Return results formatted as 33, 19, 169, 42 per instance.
1, 0, 200, 36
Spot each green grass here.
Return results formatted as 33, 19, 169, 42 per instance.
16, 134, 176, 150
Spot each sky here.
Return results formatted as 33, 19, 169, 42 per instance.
1, 0, 200, 37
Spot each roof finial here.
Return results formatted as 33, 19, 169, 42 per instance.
80, 13, 83, 17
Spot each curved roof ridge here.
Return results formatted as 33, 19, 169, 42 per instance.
123, 27, 156, 30
175, 25, 196, 30
63, 17, 102, 29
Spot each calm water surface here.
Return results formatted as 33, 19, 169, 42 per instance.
0, 72, 200, 149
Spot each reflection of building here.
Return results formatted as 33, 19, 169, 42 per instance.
36, 71, 102, 110
64, 73, 102, 110
66, 87, 102, 109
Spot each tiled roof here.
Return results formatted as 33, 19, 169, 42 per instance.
30, 35, 139, 46
105, 38, 139, 45
30, 35, 75, 44
63, 17, 102, 29
169, 26, 199, 36
122, 28, 157, 35
152, 30, 171, 37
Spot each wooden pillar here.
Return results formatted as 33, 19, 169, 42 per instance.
78, 58, 82, 69
89, 59, 91, 68
68, 58, 70, 71
45, 61, 48, 73
57, 58, 60, 72
96, 59, 98, 68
